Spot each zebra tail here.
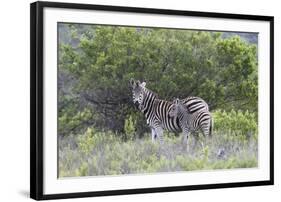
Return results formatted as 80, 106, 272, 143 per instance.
209, 115, 213, 137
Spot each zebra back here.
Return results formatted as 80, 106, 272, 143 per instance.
181, 96, 209, 113
175, 98, 212, 136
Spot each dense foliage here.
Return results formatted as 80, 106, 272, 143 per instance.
58, 24, 257, 136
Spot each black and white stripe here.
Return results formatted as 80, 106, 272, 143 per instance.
169, 98, 212, 146
181, 96, 209, 113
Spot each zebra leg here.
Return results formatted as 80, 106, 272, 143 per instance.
151, 128, 157, 142
200, 118, 212, 148
155, 127, 164, 144
201, 113, 212, 137
201, 122, 210, 137
182, 128, 190, 152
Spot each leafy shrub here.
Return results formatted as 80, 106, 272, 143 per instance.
59, 107, 93, 136
77, 127, 95, 154
212, 109, 257, 139
124, 115, 136, 141
77, 127, 118, 154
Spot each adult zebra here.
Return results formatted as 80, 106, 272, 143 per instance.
129, 79, 210, 144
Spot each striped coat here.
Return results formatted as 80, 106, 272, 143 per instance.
169, 98, 212, 144
130, 79, 210, 143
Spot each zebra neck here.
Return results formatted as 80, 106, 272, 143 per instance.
178, 108, 190, 123
142, 92, 156, 118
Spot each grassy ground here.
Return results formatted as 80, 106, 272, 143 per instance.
58, 129, 258, 177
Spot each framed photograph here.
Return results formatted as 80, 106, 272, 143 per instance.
30, 1, 274, 200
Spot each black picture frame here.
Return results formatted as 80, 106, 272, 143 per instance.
30, 1, 274, 200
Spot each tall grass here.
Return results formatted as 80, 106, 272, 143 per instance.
59, 127, 257, 177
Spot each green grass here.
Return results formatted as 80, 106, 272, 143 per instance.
58, 128, 258, 177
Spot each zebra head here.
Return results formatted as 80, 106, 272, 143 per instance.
129, 78, 146, 110
169, 98, 181, 117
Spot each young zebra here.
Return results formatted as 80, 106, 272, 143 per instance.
169, 98, 212, 148
129, 79, 210, 144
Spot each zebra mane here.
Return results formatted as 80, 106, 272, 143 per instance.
143, 87, 159, 98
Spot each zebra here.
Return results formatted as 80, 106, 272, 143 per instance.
169, 98, 212, 148
129, 78, 210, 144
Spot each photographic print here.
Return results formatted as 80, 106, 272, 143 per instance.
30, 1, 273, 200
58, 23, 259, 177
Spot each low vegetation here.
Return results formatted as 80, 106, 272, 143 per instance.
59, 110, 258, 177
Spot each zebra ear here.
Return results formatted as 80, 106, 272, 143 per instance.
129, 78, 136, 88
136, 80, 141, 86
140, 82, 146, 88
176, 98, 180, 104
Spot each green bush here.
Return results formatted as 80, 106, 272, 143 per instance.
77, 127, 95, 154
77, 127, 118, 154
58, 24, 258, 133
124, 115, 136, 141
213, 109, 257, 139
58, 107, 93, 136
